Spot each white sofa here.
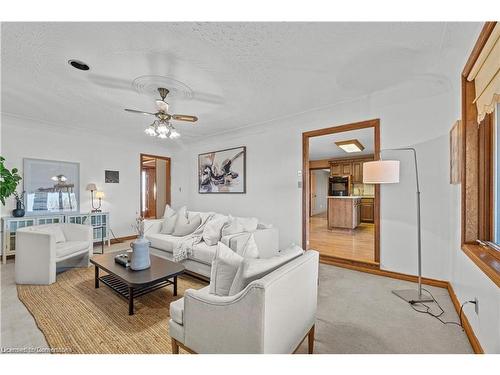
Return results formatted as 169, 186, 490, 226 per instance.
144, 213, 279, 279
15, 223, 93, 285
169, 250, 319, 354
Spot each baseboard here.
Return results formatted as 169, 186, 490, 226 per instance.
320, 254, 380, 270
110, 235, 137, 244
446, 283, 484, 354
320, 257, 448, 288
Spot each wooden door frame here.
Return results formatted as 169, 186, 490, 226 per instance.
302, 118, 381, 265
140, 154, 171, 219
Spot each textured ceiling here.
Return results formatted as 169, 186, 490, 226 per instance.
1, 22, 481, 142
309, 128, 374, 160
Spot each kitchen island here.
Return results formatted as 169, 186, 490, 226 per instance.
327, 196, 362, 229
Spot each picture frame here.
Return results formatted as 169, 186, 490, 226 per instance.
23, 158, 80, 214
198, 146, 246, 194
450, 120, 462, 185
105, 170, 120, 183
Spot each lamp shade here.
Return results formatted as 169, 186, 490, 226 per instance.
86, 183, 97, 191
95, 191, 105, 199
363, 160, 400, 184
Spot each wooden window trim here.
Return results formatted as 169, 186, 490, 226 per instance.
461, 22, 500, 287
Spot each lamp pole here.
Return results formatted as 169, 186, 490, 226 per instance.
381, 147, 432, 303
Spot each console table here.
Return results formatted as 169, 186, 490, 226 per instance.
1, 212, 110, 264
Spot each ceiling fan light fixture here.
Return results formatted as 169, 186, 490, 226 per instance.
170, 129, 180, 139
157, 133, 168, 139
144, 125, 156, 137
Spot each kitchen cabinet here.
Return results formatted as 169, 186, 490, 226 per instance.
341, 163, 352, 175
352, 161, 363, 183
327, 197, 361, 229
360, 197, 374, 223
330, 163, 341, 175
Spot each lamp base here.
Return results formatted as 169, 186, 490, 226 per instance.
392, 289, 433, 303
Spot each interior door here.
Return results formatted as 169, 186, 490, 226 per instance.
310, 171, 317, 216
144, 168, 156, 218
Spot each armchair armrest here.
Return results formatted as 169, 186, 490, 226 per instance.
183, 284, 266, 353
144, 219, 163, 235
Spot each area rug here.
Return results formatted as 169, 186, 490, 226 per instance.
17, 266, 207, 354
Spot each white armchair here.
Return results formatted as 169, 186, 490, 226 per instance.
15, 223, 93, 285
169, 250, 319, 354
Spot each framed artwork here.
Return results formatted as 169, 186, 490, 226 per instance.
198, 146, 246, 193
23, 158, 80, 213
450, 120, 462, 185
105, 170, 119, 183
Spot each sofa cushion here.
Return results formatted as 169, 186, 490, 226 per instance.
146, 233, 186, 252
237, 234, 259, 259
173, 213, 201, 237
202, 214, 227, 246
170, 297, 184, 325
190, 242, 217, 265
55, 241, 89, 259
160, 214, 178, 234
163, 204, 176, 219
221, 215, 258, 236
228, 244, 304, 295
209, 242, 243, 296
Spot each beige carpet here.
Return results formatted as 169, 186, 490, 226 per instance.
17, 266, 206, 354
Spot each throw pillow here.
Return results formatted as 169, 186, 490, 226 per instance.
228, 244, 304, 295
203, 215, 228, 246
237, 216, 259, 232
160, 214, 178, 234
173, 213, 202, 237
237, 234, 259, 258
163, 204, 176, 219
209, 242, 244, 296
221, 215, 244, 236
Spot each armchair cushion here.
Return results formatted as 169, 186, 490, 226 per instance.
228, 244, 304, 295
55, 241, 90, 260
209, 242, 243, 296
170, 298, 185, 325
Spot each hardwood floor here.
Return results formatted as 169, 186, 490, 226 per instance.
309, 212, 375, 263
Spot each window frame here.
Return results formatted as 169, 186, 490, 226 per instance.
461, 22, 500, 287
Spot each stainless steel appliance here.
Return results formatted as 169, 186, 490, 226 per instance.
329, 175, 351, 196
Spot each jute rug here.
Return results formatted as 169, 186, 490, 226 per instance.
17, 266, 207, 354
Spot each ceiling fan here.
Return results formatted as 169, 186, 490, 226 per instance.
125, 87, 198, 139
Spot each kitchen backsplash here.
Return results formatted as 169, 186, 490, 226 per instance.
352, 183, 375, 196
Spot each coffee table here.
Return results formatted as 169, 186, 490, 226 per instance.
90, 251, 185, 315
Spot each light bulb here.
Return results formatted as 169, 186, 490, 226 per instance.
157, 122, 168, 135
170, 129, 180, 139
144, 126, 156, 136
157, 133, 168, 139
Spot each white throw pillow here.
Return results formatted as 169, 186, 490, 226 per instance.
173, 213, 201, 237
257, 222, 273, 230
39, 226, 66, 243
237, 234, 259, 258
228, 244, 304, 295
163, 204, 176, 219
221, 215, 258, 236
203, 215, 228, 246
237, 216, 259, 232
209, 242, 244, 296
160, 214, 178, 234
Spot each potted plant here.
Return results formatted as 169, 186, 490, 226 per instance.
0, 156, 23, 216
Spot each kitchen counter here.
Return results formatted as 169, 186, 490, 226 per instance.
327, 196, 361, 230
327, 196, 362, 199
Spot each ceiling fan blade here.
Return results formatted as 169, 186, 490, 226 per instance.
172, 114, 198, 122
124, 109, 157, 116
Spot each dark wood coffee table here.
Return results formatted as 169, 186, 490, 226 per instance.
90, 251, 185, 315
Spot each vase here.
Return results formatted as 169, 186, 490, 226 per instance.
130, 236, 151, 271
12, 200, 25, 218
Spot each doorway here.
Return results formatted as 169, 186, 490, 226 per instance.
302, 119, 380, 267
140, 154, 171, 219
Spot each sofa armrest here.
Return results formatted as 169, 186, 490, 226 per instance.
226, 228, 279, 258
183, 285, 265, 353
144, 219, 163, 235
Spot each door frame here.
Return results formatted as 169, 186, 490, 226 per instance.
302, 118, 381, 265
140, 154, 171, 219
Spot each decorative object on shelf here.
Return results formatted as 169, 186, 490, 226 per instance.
130, 216, 151, 271
105, 170, 119, 183
12, 191, 25, 217
125, 87, 198, 140
114, 252, 130, 267
24, 158, 79, 214
198, 146, 246, 194
449, 120, 462, 185
364, 147, 432, 304
0, 155, 22, 206
86, 183, 104, 212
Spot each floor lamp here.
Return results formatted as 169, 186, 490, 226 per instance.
363, 148, 432, 303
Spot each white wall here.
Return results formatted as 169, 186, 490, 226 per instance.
0, 115, 181, 238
